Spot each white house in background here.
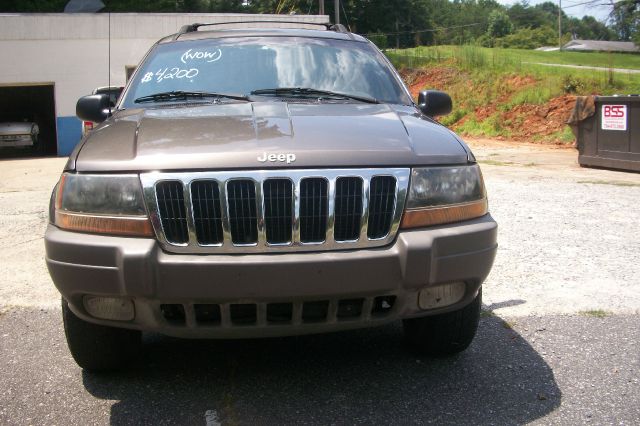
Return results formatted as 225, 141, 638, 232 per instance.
562, 39, 640, 53
0, 13, 328, 156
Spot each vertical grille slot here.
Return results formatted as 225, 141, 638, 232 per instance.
161, 304, 186, 325
226, 180, 258, 245
263, 179, 293, 244
334, 177, 363, 241
372, 295, 396, 316
230, 304, 257, 325
367, 176, 397, 239
155, 181, 189, 244
191, 180, 223, 245
302, 301, 329, 323
337, 298, 365, 319
195, 304, 221, 325
299, 178, 328, 243
267, 303, 293, 323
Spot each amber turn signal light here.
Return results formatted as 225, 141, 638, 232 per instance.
55, 211, 154, 237
400, 199, 488, 229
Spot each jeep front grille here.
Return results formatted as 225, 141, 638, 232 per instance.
141, 168, 409, 253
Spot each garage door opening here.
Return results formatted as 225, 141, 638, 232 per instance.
0, 84, 57, 158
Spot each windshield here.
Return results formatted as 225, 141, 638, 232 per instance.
120, 36, 410, 108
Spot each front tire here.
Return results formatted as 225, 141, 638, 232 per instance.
403, 288, 481, 357
62, 298, 141, 371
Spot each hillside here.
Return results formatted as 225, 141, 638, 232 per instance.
389, 46, 640, 144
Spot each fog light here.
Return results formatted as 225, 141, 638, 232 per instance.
418, 282, 466, 310
83, 296, 135, 321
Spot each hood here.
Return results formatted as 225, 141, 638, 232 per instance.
0, 122, 35, 135
72, 102, 470, 172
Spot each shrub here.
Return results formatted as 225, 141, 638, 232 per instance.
495, 26, 557, 49
562, 75, 585, 93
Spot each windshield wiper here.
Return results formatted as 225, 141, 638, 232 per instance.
134, 91, 249, 104
250, 87, 379, 104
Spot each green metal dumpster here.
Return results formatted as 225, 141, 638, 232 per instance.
571, 95, 640, 173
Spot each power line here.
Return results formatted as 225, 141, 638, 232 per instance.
340, 0, 351, 30
562, 0, 610, 8
366, 22, 483, 37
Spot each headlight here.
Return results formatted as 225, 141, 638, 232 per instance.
53, 173, 153, 237
401, 164, 488, 229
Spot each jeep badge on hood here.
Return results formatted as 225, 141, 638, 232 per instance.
257, 152, 296, 164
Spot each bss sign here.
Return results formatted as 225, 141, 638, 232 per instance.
601, 104, 627, 131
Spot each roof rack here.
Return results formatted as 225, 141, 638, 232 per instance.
176, 21, 349, 37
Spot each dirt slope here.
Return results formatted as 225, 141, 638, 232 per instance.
401, 67, 577, 144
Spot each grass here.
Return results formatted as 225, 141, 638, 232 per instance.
387, 45, 640, 96
502, 320, 515, 329
480, 309, 495, 318
501, 85, 558, 110
547, 127, 576, 143
578, 180, 640, 187
579, 309, 609, 318
457, 113, 511, 138
389, 45, 640, 71
440, 108, 468, 126
479, 159, 515, 166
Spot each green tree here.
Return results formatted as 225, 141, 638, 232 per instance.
346, 0, 434, 48
507, 2, 548, 29
487, 10, 513, 39
609, 0, 640, 41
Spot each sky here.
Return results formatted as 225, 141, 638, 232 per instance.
496, 0, 612, 22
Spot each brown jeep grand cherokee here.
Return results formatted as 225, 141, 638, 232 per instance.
45, 22, 497, 371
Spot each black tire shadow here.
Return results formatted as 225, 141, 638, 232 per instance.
83, 316, 561, 425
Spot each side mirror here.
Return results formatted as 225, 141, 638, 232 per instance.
76, 94, 111, 123
418, 90, 452, 117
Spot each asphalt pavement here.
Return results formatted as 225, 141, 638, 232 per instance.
1, 308, 638, 425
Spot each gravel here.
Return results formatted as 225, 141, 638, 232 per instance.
473, 141, 640, 317
0, 157, 65, 309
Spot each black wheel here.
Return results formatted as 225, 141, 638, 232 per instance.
403, 288, 481, 357
61, 298, 141, 371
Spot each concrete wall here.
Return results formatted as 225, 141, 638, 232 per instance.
0, 13, 329, 155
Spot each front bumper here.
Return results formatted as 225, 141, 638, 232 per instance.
0, 135, 34, 147
45, 214, 497, 338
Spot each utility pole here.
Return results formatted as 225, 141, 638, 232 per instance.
319, 0, 324, 15
558, 0, 562, 50
334, 0, 340, 24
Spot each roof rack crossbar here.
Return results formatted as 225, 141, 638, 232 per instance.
177, 21, 348, 37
